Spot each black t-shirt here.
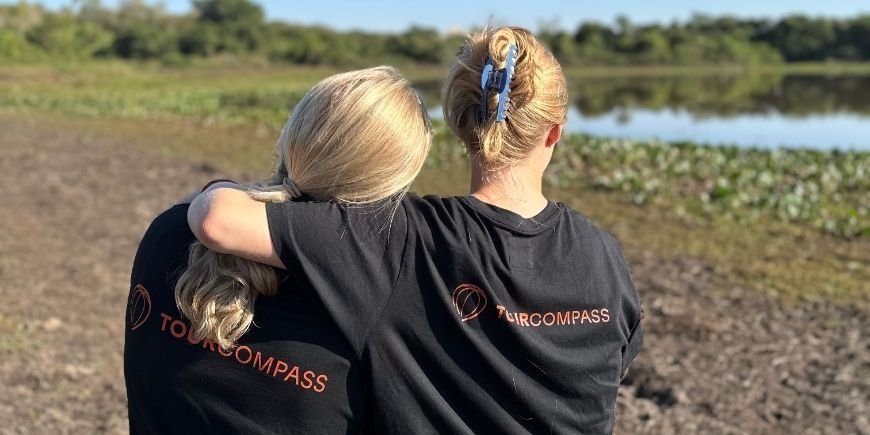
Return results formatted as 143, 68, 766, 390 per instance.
124, 204, 364, 435
266, 194, 644, 434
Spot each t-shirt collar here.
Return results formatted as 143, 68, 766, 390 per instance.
460, 195, 561, 235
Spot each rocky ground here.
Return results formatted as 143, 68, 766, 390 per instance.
0, 113, 866, 434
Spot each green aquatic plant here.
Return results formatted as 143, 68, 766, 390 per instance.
545, 134, 868, 238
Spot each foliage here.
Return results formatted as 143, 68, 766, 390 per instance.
1, 1, 870, 66
0, 27, 42, 61
24, 11, 113, 59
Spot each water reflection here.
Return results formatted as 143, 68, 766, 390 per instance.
417, 74, 870, 150
573, 75, 870, 118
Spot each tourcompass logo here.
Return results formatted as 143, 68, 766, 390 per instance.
128, 284, 152, 331
452, 284, 488, 322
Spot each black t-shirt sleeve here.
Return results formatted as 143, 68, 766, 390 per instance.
601, 232, 644, 376
265, 200, 407, 353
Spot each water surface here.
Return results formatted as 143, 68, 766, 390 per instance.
420, 73, 870, 150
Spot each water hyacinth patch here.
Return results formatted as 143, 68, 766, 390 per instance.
543, 134, 868, 238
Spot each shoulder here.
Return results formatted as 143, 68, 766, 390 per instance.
400, 193, 471, 231
267, 197, 406, 233
268, 196, 407, 220
554, 202, 628, 259
139, 204, 195, 247
555, 203, 612, 239
265, 197, 410, 260
401, 193, 468, 219
131, 204, 196, 284
401, 192, 463, 209
397, 194, 476, 249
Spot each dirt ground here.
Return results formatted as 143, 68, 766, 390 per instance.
0, 113, 867, 434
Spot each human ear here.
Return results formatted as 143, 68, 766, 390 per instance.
545, 124, 563, 148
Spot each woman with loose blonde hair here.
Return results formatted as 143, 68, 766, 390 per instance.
125, 65, 432, 433
189, 26, 642, 433
174, 66, 432, 349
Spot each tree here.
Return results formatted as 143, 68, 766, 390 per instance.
26, 12, 113, 58
194, 0, 264, 25
634, 27, 671, 63
386, 26, 444, 64
0, 28, 42, 61
538, 28, 577, 64
192, 0, 266, 53
179, 22, 221, 56
844, 16, 870, 60
574, 22, 615, 48
571, 22, 616, 64
764, 16, 837, 61
113, 23, 178, 58
613, 15, 635, 53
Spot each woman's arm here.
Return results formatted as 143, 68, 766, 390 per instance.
187, 183, 285, 269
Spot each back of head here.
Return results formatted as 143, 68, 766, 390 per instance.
176, 66, 433, 349
275, 66, 432, 203
443, 27, 568, 171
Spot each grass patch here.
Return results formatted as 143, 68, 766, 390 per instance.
0, 314, 32, 353
0, 62, 441, 126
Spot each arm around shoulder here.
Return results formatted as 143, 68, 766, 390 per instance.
187, 185, 285, 269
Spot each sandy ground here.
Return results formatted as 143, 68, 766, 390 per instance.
0, 113, 867, 434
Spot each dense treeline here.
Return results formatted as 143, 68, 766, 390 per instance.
540, 15, 870, 65
1, 0, 870, 65
0, 0, 457, 64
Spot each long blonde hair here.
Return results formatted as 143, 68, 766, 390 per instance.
442, 27, 568, 170
175, 66, 432, 349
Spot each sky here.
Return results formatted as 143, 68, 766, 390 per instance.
10, 0, 870, 32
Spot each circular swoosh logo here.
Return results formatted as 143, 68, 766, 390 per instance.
452, 284, 487, 322
129, 284, 152, 331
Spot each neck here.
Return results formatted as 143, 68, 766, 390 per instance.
470, 160, 547, 218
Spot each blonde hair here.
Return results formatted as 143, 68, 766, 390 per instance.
442, 26, 568, 170
175, 66, 432, 349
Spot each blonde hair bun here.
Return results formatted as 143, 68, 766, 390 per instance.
443, 26, 568, 170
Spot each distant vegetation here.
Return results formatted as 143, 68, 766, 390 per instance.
1, 0, 870, 66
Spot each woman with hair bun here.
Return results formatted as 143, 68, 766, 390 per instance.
189, 26, 643, 433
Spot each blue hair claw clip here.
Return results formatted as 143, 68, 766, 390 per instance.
479, 44, 518, 122
479, 57, 495, 121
